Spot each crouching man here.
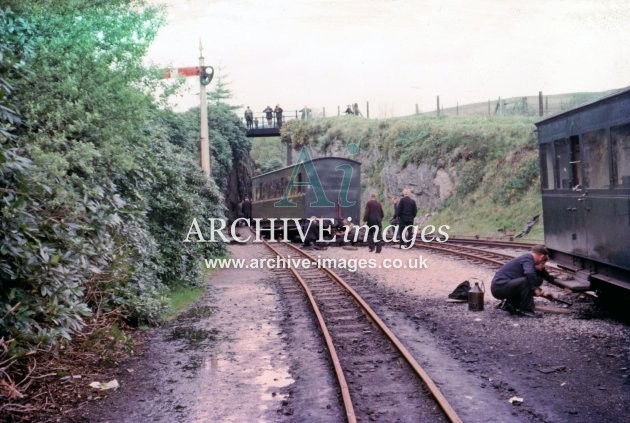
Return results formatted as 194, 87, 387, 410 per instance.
491, 245, 555, 317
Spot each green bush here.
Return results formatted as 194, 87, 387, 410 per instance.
0, 2, 231, 352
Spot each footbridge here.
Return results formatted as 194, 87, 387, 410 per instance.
243, 109, 311, 137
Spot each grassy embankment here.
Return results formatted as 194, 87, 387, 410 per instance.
269, 114, 544, 240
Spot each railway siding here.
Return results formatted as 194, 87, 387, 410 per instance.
264, 241, 457, 422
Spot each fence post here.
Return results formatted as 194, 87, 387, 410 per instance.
538, 91, 543, 116
436, 96, 440, 117
488, 100, 491, 116
545, 96, 548, 115
366, 101, 370, 119
337, 105, 340, 116
323, 107, 326, 118
415, 103, 419, 115
456, 101, 459, 116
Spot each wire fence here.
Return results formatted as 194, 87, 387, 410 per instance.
419, 89, 622, 118
240, 89, 623, 127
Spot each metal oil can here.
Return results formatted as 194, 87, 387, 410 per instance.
468, 281, 485, 311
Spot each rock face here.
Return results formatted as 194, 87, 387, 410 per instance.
380, 163, 454, 211
225, 155, 255, 222
287, 142, 455, 213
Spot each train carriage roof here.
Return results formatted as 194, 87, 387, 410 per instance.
535, 86, 630, 128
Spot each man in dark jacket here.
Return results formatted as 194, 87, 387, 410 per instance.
302, 216, 320, 248
244, 107, 253, 129
363, 193, 384, 253
491, 245, 555, 317
395, 188, 417, 248
263, 106, 273, 127
274, 104, 283, 128
240, 196, 252, 222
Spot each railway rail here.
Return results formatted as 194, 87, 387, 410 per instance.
422, 240, 516, 265
412, 240, 574, 288
262, 239, 463, 423
448, 237, 537, 250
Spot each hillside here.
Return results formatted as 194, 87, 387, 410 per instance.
270, 114, 543, 239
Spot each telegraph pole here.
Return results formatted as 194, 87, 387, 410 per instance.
199, 41, 211, 177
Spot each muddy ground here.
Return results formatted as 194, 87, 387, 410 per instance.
61, 242, 629, 423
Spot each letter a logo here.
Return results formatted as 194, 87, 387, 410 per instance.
274, 147, 335, 207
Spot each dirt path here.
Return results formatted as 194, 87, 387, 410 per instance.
68, 244, 341, 422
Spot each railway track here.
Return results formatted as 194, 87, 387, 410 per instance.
418, 240, 517, 266
262, 240, 462, 423
448, 237, 536, 250
412, 240, 573, 285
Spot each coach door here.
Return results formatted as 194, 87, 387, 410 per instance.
580, 128, 612, 263
546, 136, 589, 257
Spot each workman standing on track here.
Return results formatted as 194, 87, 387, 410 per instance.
363, 193, 384, 253
240, 196, 252, 226
396, 188, 417, 249
303, 216, 319, 248
491, 245, 556, 318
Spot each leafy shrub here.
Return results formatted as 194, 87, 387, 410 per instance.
0, 2, 232, 352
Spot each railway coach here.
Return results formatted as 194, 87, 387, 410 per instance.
252, 154, 361, 235
535, 87, 630, 293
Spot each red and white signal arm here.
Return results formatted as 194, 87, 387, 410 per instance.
162, 66, 201, 78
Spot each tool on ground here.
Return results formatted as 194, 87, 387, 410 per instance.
545, 296, 572, 307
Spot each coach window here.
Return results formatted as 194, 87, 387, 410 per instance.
611, 123, 630, 187
569, 135, 582, 189
279, 177, 286, 198
554, 138, 571, 189
581, 129, 609, 189
292, 172, 303, 195
540, 143, 555, 189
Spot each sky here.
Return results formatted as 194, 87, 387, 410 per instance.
145, 0, 630, 118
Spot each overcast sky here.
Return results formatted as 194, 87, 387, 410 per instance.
146, 0, 630, 118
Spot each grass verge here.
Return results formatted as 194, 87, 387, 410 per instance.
161, 253, 228, 321
163, 285, 206, 321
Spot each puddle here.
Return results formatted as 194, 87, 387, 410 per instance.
167, 326, 222, 348
199, 348, 294, 413
164, 302, 297, 419
180, 305, 217, 319
71, 244, 334, 423
255, 367, 294, 401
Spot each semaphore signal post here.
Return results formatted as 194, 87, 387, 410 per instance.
163, 42, 214, 177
